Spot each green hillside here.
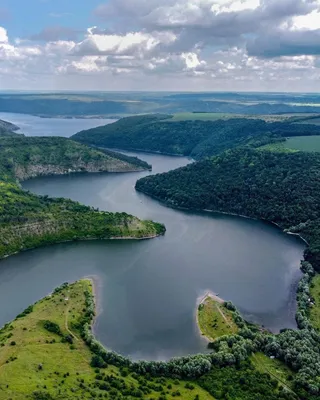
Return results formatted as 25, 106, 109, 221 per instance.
72, 114, 320, 159
0, 136, 163, 260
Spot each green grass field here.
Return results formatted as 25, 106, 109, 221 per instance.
259, 136, 320, 153
167, 113, 237, 121
310, 274, 320, 332
251, 353, 295, 393
258, 142, 299, 153
0, 281, 214, 400
167, 113, 302, 122
197, 297, 238, 341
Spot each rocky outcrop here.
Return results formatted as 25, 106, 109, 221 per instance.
14, 159, 144, 181
0, 214, 165, 259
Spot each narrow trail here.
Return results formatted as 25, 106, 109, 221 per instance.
64, 291, 80, 342
216, 304, 228, 324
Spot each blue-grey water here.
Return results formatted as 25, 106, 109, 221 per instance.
0, 112, 115, 137
0, 114, 305, 360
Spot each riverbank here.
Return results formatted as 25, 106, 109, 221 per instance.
0, 216, 165, 261
0, 135, 166, 263
136, 185, 308, 248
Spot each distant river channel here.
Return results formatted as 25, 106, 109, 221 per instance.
0, 113, 305, 360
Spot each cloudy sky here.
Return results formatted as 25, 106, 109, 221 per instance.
0, 0, 319, 91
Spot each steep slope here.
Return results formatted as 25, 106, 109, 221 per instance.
0, 136, 163, 259
0, 136, 150, 181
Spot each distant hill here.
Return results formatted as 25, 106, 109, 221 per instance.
1, 92, 320, 117
73, 114, 320, 159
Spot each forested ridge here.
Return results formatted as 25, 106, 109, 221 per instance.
0, 135, 164, 259
136, 149, 320, 269
73, 114, 320, 159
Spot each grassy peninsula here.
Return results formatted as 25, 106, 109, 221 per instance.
197, 295, 238, 342
0, 134, 164, 259
0, 280, 300, 400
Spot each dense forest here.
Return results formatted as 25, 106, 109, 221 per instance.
73, 115, 320, 159
136, 149, 320, 268
0, 134, 164, 259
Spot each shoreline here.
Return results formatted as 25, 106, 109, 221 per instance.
0, 232, 163, 260
136, 188, 309, 248
83, 276, 101, 334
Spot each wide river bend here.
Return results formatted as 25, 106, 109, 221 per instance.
0, 113, 305, 360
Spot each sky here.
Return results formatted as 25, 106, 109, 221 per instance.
0, 0, 319, 92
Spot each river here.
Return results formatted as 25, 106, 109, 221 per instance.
0, 112, 115, 137
0, 113, 305, 360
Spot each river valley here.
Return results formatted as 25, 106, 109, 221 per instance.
0, 113, 306, 360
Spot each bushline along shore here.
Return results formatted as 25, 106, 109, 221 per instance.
136, 184, 309, 248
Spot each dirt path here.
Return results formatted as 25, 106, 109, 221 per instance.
64, 291, 80, 342
216, 304, 228, 324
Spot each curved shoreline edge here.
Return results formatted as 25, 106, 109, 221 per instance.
135, 186, 309, 247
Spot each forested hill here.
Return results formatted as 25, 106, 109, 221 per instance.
73, 114, 320, 159
135, 148, 320, 270
0, 136, 164, 260
0, 136, 150, 181
0, 119, 20, 136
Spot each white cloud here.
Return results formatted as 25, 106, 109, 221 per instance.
72, 28, 177, 57
291, 10, 320, 30
0, 26, 8, 43
1, 1, 320, 90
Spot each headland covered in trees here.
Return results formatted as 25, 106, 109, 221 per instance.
0, 129, 165, 260
72, 114, 320, 159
